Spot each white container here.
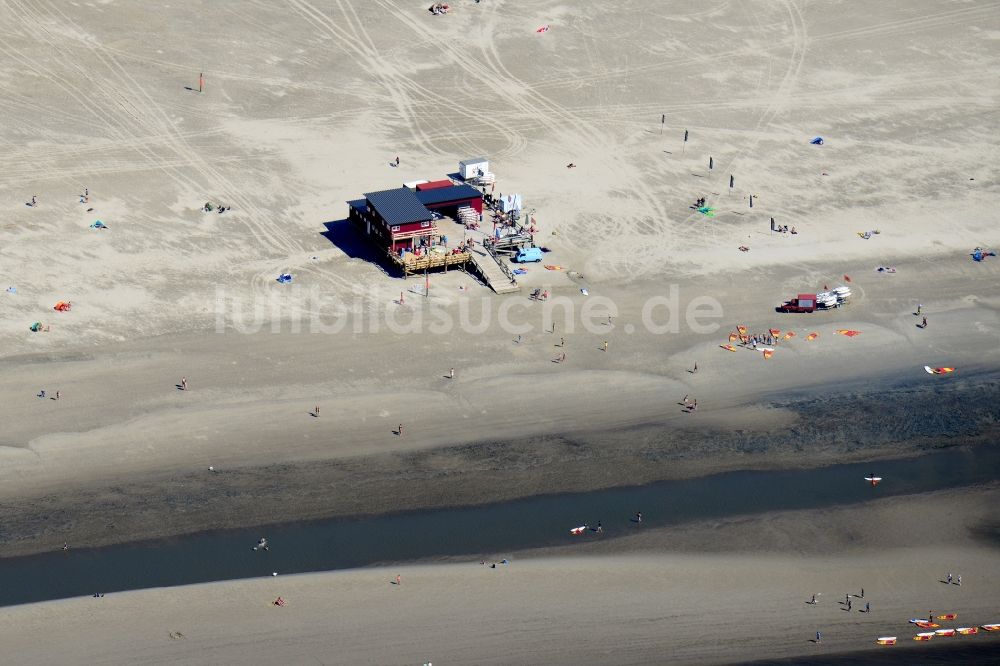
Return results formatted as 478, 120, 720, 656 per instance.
459, 157, 489, 180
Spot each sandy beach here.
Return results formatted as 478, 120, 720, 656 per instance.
1, 0, 999, 663
3, 486, 999, 665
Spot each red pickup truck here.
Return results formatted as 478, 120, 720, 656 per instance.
776, 293, 817, 313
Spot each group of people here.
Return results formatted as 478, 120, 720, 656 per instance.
741, 332, 777, 348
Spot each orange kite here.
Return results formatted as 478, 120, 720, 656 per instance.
806, 332, 819, 341
783, 331, 796, 340
720, 344, 737, 352
836, 329, 861, 337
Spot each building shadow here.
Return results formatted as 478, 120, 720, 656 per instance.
320, 218, 397, 276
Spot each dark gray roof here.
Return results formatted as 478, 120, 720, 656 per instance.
363, 188, 432, 226
347, 198, 367, 211
414, 184, 482, 206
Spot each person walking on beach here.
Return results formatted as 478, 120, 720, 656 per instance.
810, 594, 816, 604
690, 399, 697, 411
39, 389, 46, 399
31, 195, 37, 207
692, 362, 698, 374
922, 316, 927, 328
917, 303, 922, 315
314, 405, 320, 417
845, 593, 850, 605
181, 377, 188, 391
860, 588, 864, 598
558, 352, 566, 363
947, 572, 952, 584
865, 602, 870, 613
816, 631, 821, 643
395, 574, 402, 586
603, 340, 608, 352
847, 599, 852, 611
395, 156, 400, 167
957, 575, 961, 586
449, 367, 454, 379
55, 390, 60, 400
559, 337, 564, 347
636, 511, 642, 523
398, 424, 403, 437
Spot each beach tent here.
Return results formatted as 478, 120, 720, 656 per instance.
90, 220, 107, 229
53, 301, 71, 311
276, 273, 293, 284
810, 137, 824, 145
29, 322, 42, 332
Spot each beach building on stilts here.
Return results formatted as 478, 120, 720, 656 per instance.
346, 159, 532, 294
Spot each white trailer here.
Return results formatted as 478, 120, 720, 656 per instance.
458, 157, 489, 181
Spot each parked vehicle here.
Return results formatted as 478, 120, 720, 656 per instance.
777, 285, 851, 313
776, 293, 817, 313
514, 247, 544, 263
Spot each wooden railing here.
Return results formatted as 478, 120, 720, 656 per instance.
484, 243, 517, 282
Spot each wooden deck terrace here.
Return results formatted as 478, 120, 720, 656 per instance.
390, 248, 472, 277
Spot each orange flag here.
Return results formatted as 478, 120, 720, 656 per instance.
762, 349, 774, 359
720, 344, 737, 352
783, 331, 796, 340
729, 333, 738, 342
806, 332, 819, 341
737, 326, 747, 335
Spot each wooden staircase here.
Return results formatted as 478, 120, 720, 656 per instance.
469, 248, 520, 294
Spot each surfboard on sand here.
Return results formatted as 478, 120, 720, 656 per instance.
910, 619, 940, 628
